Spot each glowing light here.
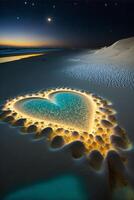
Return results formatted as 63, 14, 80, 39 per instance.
104, 3, 108, 7
0, 53, 44, 63
0, 38, 48, 47
0, 34, 60, 47
0, 88, 131, 161
47, 17, 52, 22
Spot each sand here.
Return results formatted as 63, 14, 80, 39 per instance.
95, 37, 134, 65
64, 37, 134, 89
0, 45, 134, 200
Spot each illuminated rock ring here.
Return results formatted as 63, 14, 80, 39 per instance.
0, 88, 131, 170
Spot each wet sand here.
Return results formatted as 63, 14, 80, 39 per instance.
0, 49, 134, 200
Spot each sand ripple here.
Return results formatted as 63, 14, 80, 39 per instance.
63, 61, 134, 89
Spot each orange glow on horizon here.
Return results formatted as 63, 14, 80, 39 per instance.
0, 37, 60, 47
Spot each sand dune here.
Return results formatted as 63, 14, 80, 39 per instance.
72, 37, 134, 65
94, 37, 134, 65
64, 37, 134, 88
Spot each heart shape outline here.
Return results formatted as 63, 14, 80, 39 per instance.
1, 88, 131, 158
14, 91, 95, 131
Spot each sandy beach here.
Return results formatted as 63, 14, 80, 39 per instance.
0, 46, 134, 200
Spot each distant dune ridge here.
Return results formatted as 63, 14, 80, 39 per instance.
65, 37, 134, 88
94, 37, 134, 65
76, 37, 134, 65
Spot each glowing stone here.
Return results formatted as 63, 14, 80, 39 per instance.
0, 88, 131, 162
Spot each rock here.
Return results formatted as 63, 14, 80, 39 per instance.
3, 116, 14, 123
80, 136, 84, 140
92, 94, 98, 98
70, 141, 86, 158
88, 150, 103, 170
72, 131, 79, 137
99, 107, 112, 114
12, 112, 17, 116
100, 100, 108, 106
89, 134, 94, 139
101, 120, 113, 128
95, 135, 104, 145
83, 132, 88, 136
0, 110, 11, 120
56, 128, 64, 133
27, 125, 37, 133
110, 135, 128, 149
108, 115, 117, 123
113, 125, 126, 137
40, 127, 53, 138
97, 128, 103, 133
64, 130, 69, 134
51, 135, 64, 148
3, 110, 11, 115
13, 118, 26, 126
106, 150, 128, 187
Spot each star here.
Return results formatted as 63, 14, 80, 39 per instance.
17, 16, 20, 20
104, 3, 108, 7
53, 5, 56, 9
115, 2, 118, 6
47, 17, 52, 23
32, 2, 35, 6
24, 1, 27, 5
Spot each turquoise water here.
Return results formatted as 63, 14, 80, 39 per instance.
15, 92, 90, 130
4, 175, 88, 200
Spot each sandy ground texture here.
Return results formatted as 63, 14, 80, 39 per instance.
0, 40, 134, 200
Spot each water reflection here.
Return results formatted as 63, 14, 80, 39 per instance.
4, 174, 88, 200
0, 53, 44, 63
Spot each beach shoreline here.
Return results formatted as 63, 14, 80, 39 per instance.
0, 47, 134, 200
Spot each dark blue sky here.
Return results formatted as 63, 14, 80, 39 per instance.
0, 0, 134, 48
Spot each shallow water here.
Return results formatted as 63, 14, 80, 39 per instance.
4, 174, 88, 200
15, 92, 90, 130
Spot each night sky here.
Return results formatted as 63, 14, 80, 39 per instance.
0, 0, 134, 48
